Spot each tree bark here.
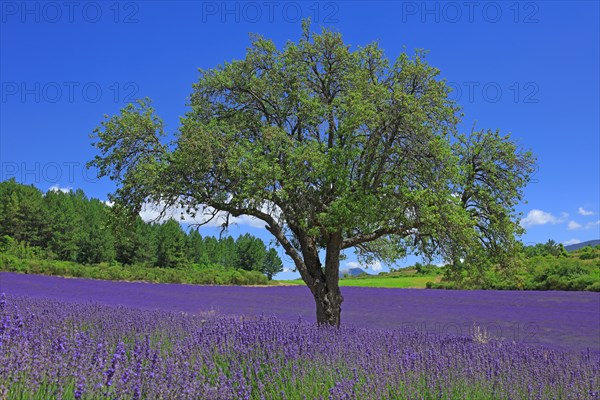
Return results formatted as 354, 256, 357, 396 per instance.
306, 232, 344, 327
312, 278, 344, 327
266, 219, 345, 327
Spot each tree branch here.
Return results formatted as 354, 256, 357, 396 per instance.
207, 201, 311, 283
341, 227, 401, 250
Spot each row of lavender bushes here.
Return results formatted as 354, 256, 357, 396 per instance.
1, 294, 598, 399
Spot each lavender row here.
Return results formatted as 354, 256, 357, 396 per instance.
1, 294, 598, 399
2, 272, 599, 354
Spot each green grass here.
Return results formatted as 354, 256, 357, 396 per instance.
279, 275, 439, 289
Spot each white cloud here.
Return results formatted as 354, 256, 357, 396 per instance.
232, 215, 269, 229
563, 239, 581, 246
585, 220, 600, 229
520, 209, 568, 228
48, 185, 71, 193
138, 201, 275, 229
567, 220, 600, 230
578, 207, 595, 216
369, 261, 383, 272
345, 260, 382, 272
103, 200, 114, 207
567, 221, 582, 230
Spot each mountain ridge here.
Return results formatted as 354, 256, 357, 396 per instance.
564, 240, 600, 252
339, 267, 369, 278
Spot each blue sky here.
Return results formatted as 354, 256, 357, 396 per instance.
1, 1, 598, 279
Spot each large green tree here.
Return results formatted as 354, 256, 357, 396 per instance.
90, 23, 535, 326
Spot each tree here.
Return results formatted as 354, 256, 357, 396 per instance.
522, 240, 567, 258
262, 248, 283, 280
155, 219, 188, 268
203, 236, 220, 265
218, 236, 237, 268
76, 198, 115, 264
0, 179, 49, 248
89, 22, 535, 326
77, 198, 115, 264
44, 189, 80, 261
112, 214, 157, 266
578, 246, 599, 260
544, 239, 567, 258
185, 229, 205, 264
235, 233, 267, 271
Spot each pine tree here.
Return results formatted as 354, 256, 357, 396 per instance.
77, 199, 115, 264
185, 230, 205, 265
235, 234, 267, 271
44, 189, 80, 261
262, 248, 284, 280
155, 219, 188, 268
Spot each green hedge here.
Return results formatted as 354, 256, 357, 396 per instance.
429, 254, 599, 292
0, 255, 268, 286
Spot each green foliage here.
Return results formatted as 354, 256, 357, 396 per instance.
523, 240, 568, 258
578, 246, 600, 260
235, 234, 267, 271
0, 180, 283, 281
413, 262, 441, 276
185, 230, 206, 264
0, 235, 47, 260
156, 219, 188, 268
0, 179, 49, 248
44, 189, 80, 261
0, 254, 268, 286
432, 244, 599, 291
112, 215, 156, 266
262, 248, 284, 280
527, 256, 599, 291
76, 198, 116, 264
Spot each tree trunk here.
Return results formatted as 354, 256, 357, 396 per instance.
312, 279, 343, 327
307, 233, 344, 327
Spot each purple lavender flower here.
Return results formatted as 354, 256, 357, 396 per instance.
0, 281, 598, 399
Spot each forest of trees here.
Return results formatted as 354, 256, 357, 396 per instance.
0, 179, 283, 280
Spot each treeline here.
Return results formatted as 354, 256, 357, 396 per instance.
430, 240, 599, 291
0, 179, 283, 282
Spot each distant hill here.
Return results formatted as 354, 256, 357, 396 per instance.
565, 240, 600, 252
339, 267, 369, 278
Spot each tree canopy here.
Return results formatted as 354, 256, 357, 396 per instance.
90, 22, 536, 326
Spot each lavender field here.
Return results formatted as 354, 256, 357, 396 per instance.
1, 272, 598, 354
1, 272, 599, 399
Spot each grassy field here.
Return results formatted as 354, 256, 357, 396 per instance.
279, 274, 440, 288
